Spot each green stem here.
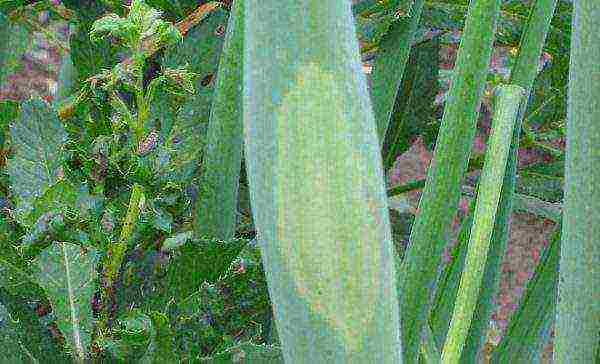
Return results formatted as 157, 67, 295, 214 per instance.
104, 183, 144, 291
397, 0, 501, 359
441, 85, 524, 363
555, 0, 600, 361
457, 0, 560, 360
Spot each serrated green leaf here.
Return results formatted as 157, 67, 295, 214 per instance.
7, 99, 68, 225
27, 180, 103, 227
164, 237, 247, 301
160, 230, 192, 252
34, 242, 100, 363
70, 22, 116, 86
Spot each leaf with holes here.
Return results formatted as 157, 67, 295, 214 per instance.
34, 242, 100, 363
7, 99, 69, 225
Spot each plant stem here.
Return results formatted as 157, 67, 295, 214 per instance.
457, 0, 560, 360
554, 0, 600, 361
397, 0, 501, 359
441, 84, 524, 363
103, 183, 144, 296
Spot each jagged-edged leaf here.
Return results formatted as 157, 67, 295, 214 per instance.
100, 309, 178, 363
6, 99, 68, 225
98, 310, 151, 361
69, 16, 117, 86
160, 230, 192, 252
202, 342, 284, 363
173, 243, 272, 360
164, 237, 248, 301
0, 244, 46, 300
26, 180, 103, 227
34, 242, 100, 362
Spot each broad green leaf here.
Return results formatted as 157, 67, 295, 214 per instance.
203, 342, 284, 363
28, 180, 103, 227
69, 17, 116, 86
0, 288, 71, 363
7, 99, 68, 225
491, 224, 561, 363
160, 230, 192, 252
398, 0, 501, 359
34, 242, 100, 363
245, 0, 401, 361
164, 237, 247, 301
193, 0, 244, 242
173, 243, 272, 360
554, 0, 600, 361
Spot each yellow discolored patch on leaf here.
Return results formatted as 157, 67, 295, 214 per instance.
274, 62, 385, 352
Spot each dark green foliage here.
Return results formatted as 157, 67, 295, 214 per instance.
382, 36, 440, 171
371, 0, 425, 143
